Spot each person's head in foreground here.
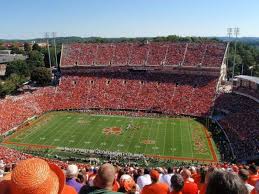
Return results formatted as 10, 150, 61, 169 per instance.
239, 169, 250, 183
119, 174, 137, 194
150, 169, 160, 183
180, 168, 192, 180
171, 174, 184, 193
66, 164, 79, 179
94, 163, 116, 190
249, 164, 258, 175
79, 163, 121, 194
206, 170, 248, 194
0, 158, 76, 194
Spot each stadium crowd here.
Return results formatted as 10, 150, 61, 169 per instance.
61, 42, 226, 67
56, 72, 218, 116
215, 93, 259, 161
0, 155, 258, 194
233, 87, 259, 100
0, 72, 218, 134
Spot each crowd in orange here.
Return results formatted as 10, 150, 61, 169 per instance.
0, 155, 258, 194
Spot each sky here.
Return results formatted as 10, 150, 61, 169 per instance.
0, 0, 259, 39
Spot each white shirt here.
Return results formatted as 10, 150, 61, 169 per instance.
161, 174, 174, 191
0, 169, 4, 178
245, 183, 254, 194
137, 174, 152, 190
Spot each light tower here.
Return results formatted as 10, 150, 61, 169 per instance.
227, 28, 232, 39
226, 28, 233, 74
52, 32, 58, 67
45, 32, 52, 68
231, 27, 240, 81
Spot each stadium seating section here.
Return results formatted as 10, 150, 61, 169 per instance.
234, 87, 259, 100
0, 72, 218, 134
61, 42, 226, 68
215, 94, 259, 160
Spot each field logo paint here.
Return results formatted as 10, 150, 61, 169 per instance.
141, 139, 156, 145
102, 127, 122, 135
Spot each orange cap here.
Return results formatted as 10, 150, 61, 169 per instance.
123, 178, 136, 192
0, 158, 75, 194
150, 169, 160, 181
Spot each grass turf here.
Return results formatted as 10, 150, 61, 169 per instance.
5, 111, 218, 161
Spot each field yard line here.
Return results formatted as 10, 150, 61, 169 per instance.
107, 118, 122, 151
97, 119, 112, 149
51, 116, 76, 147
99, 117, 113, 149
18, 115, 50, 142
152, 119, 160, 156
55, 114, 80, 147
17, 129, 34, 142
180, 119, 183, 156
162, 119, 167, 156
12, 114, 51, 144
78, 115, 105, 149
73, 128, 88, 149
72, 116, 90, 148
25, 116, 60, 145
118, 118, 132, 152
112, 118, 127, 152
38, 124, 59, 146
133, 119, 145, 154
41, 113, 71, 145
97, 116, 114, 150
187, 119, 194, 158
172, 120, 175, 157
45, 116, 71, 145
18, 126, 39, 141
88, 116, 104, 149
124, 118, 139, 153
143, 118, 153, 155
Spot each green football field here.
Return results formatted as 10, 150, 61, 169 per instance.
5, 111, 218, 162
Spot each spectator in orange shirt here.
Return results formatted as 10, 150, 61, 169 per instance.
170, 174, 184, 194
239, 169, 254, 193
180, 169, 198, 194
141, 169, 170, 194
248, 165, 259, 187
251, 180, 259, 194
198, 167, 207, 194
190, 167, 200, 185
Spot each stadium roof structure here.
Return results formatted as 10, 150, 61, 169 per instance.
235, 75, 259, 85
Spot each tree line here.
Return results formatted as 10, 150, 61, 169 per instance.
227, 42, 259, 77
0, 43, 53, 97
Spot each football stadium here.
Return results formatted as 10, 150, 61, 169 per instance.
0, 41, 258, 164
1, 42, 228, 164
0, 1, 259, 193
